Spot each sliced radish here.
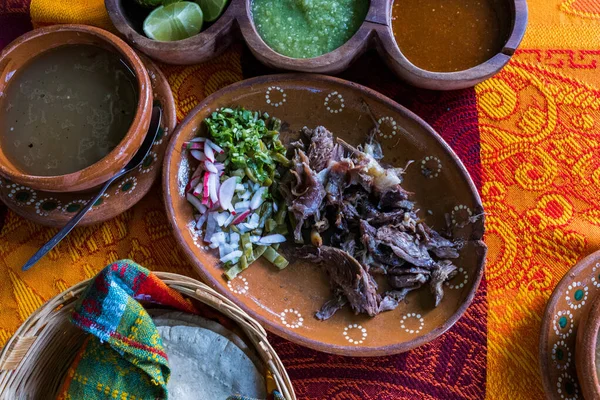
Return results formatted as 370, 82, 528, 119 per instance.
204, 160, 218, 174
192, 164, 204, 179
186, 175, 201, 192
257, 234, 286, 245
218, 177, 237, 212
192, 181, 204, 197
190, 150, 206, 161
190, 137, 206, 142
202, 173, 210, 205
204, 141, 215, 162
232, 209, 251, 225
220, 250, 242, 263
208, 173, 220, 204
206, 138, 224, 154
182, 142, 203, 151
250, 187, 267, 210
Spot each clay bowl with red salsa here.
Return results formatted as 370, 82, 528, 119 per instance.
106, 0, 527, 90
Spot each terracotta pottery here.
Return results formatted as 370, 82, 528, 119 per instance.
162, 74, 486, 356
576, 293, 600, 400
0, 55, 176, 227
0, 24, 153, 193
105, 0, 527, 90
540, 250, 600, 400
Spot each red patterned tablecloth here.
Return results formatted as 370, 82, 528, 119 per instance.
2, 0, 600, 398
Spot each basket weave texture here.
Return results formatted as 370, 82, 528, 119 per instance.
0, 272, 296, 400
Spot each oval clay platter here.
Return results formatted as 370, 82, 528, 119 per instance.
0, 56, 176, 227
540, 250, 600, 400
163, 74, 486, 356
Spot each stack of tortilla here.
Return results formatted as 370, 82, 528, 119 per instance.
150, 311, 266, 400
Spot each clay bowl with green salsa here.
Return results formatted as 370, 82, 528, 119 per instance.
107, 0, 527, 89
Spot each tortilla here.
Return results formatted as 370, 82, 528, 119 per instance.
149, 310, 263, 370
158, 325, 267, 400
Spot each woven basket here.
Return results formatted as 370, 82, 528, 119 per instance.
0, 272, 296, 399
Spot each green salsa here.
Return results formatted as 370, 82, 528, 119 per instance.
251, 0, 369, 59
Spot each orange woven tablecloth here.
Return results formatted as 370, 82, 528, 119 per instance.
1, 0, 600, 398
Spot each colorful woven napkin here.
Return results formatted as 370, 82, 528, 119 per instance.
57, 259, 197, 399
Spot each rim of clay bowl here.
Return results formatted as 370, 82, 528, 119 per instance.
105, 0, 238, 65
0, 24, 152, 193
162, 73, 487, 356
576, 292, 600, 399
237, 0, 380, 74
377, 0, 528, 90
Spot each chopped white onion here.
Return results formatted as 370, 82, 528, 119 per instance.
249, 235, 261, 243
245, 213, 260, 230
224, 213, 236, 227
190, 137, 206, 142
229, 232, 240, 244
220, 250, 243, 263
257, 234, 287, 245
215, 211, 230, 227
203, 212, 218, 242
187, 193, 207, 215
250, 187, 267, 210
234, 201, 250, 210
195, 213, 208, 229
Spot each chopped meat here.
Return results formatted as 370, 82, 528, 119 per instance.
430, 260, 458, 306
325, 160, 351, 205
375, 226, 434, 267
378, 185, 411, 210
388, 273, 428, 289
302, 126, 335, 172
286, 149, 326, 242
296, 246, 379, 318
316, 291, 347, 321
283, 124, 466, 319
420, 223, 461, 259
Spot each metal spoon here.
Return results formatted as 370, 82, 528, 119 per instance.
22, 106, 162, 271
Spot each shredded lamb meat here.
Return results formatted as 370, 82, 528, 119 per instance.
281, 125, 464, 320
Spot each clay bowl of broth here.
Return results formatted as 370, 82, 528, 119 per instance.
107, 0, 526, 89
576, 293, 600, 399
0, 24, 153, 193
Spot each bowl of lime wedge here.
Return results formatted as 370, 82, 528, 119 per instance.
105, 0, 235, 64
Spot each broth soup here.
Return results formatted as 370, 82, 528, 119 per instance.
0, 44, 137, 176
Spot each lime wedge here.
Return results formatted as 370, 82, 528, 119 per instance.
143, 1, 204, 42
194, 0, 228, 22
